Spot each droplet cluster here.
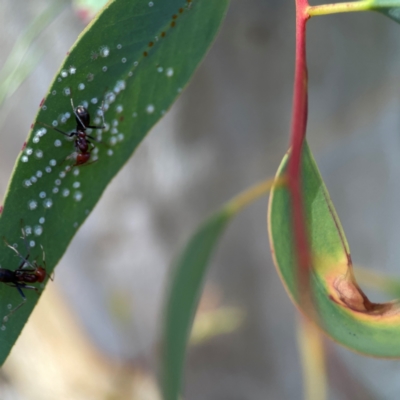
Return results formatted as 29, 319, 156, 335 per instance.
1, 1, 195, 327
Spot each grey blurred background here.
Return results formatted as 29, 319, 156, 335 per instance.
1, 0, 400, 399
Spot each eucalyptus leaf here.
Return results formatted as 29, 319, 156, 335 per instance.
268, 143, 400, 358
0, 0, 229, 364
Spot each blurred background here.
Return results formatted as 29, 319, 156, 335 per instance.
1, 0, 400, 399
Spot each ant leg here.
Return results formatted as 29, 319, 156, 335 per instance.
2, 285, 27, 323
87, 102, 106, 129
3, 237, 35, 270
36, 121, 75, 138
40, 245, 53, 281
20, 221, 31, 257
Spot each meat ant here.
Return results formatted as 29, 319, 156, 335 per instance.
39, 99, 106, 167
0, 225, 51, 323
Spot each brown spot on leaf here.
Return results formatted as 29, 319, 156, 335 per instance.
332, 274, 400, 316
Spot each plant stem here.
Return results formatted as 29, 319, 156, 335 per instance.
288, 0, 311, 303
308, 1, 371, 17
226, 177, 286, 215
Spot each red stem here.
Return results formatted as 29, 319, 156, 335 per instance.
288, 0, 311, 301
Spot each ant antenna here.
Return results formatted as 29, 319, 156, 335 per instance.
40, 244, 53, 281
3, 237, 35, 271
71, 98, 86, 129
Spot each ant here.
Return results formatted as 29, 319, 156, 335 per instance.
0, 224, 51, 323
40, 99, 106, 166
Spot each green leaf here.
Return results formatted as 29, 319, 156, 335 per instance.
162, 211, 231, 400
161, 177, 278, 400
268, 143, 400, 358
0, 0, 229, 364
369, 0, 400, 23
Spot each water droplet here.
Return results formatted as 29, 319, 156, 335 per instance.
52, 120, 58, 127
128, 71, 133, 77
45, 167, 52, 173
43, 198, 53, 208
117, 44, 122, 49
25, 147, 33, 155
118, 133, 124, 141
73, 168, 79, 176
38, 128, 46, 137
177, 87, 182, 93
39, 217, 45, 224
109, 137, 117, 146
36, 170, 43, 178
7, 304, 12, 310
149, 1, 154, 6
52, 90, 57, 96
91, 97, 98, 104
102, 66, 107, 72
42, 105, 47, 111
105, 92, 116, 104
54, 139, 62, 147
114, 80, 126, 92
116, 105, 123, 113
49, 159, 57, 166
62, 189, 70, 197
55, 179, 61, 186
29, 240, 35, 247
73, 182, 80, 189
35, 149, 43, 159
61, 70, 68, 78
146, 104, 155, 114
166, 67, 174, 77
111, 128, 118, 134
23, 179, 32, 188
59, 171, 66, 179
100, 46, 110, 57
30, 176, 37, 183
69, 66, 76, 74
78, 83, 85, 91
28, 200, 38, 210
34, 225, 43, 236
63, 87, 71, 96
133, 61, 139, 67
25, 226, 32, 235
87, 73, 94, 82
73, 191, 83, 201
73, 222, 79, 228
121, 57, 127, 63
132, 112, 138, 118
39, 191, 46, 199
157, 66, 163, 73
33, 136, 40, 144
2, 324, 7, 330
107, 149, 113, 156
52, 187, 59, 194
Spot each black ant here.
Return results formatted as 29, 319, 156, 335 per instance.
0, 225, 51, 323
40, 99, 106, 167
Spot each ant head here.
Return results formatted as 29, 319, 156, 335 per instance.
34, 267, 47, 283
75, 105, 90, 129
